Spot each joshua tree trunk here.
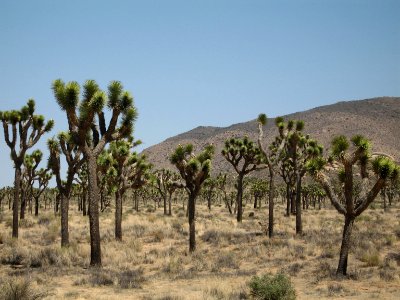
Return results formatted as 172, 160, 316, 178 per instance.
188, 193, 196, 252
268, 170, 275, 238
163, 195, 167, 215
236, 174, 244, 222
115, 190, 123, 241
34, 196, 39, 216
20, 191, 26, 220
291, 191, 296, 215
82, 190, 87, 216
60, 193, 69, 247
295, 174, 303, 235
286, 183, 291, 217
13, 166, 22, 238
337, 216, 354, 275
87, 154, 101, 266
168, 194, 172, 216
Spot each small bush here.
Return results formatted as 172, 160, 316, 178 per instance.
1, 246, 30, 266
0, 277, 48, 300
129, 224, 147, 238
163, 257, 183, 274
360, 251, 381, 267
249, 273, 296, 300
37, 214, 54, 226
117, 267, 145, 289
327, 283, 345, 296
212, 252, 239, 272
152, 229, 165, 242
89, 271, 114, 286
19, 218, 35, 228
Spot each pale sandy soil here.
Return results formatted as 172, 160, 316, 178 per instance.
0, 198, 399, 299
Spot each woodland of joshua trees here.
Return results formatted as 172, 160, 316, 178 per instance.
0, 81, 400, 299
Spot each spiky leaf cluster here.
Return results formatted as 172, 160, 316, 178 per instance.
170, 144, 214, 193
222, 137, 264, 171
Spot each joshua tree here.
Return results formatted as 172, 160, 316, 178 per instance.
284, 123, 323, 235
202, 176, 219, 211
307, 135, 399, 275
250, 178, 269, 209
170, 144, 214, 252
222, 137, 264, 222
153, 169, 182, 215
21, 150, 43, 219
48, 132, 84, 247
98, 139, 150, 240
52, 79, 137, 266
257, 114, 291, 237
0, 100, 53, 238
31, 168, 52, 216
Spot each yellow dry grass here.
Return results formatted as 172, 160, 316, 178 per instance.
0, 198, 399, 299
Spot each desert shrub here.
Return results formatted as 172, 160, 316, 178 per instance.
19, 218, 35, 228
319, 244, 336, 259
360, 250, 381, 267
146, 205, 156, 213
0, 277, 48, 300
151, 229, 165, 242
379, 258, 398, 281
312, 261, 334, 283
5, 217, 13, 228
163, 257, 183, 274
171, 219, 184, 234
42, 222, 59, 244
284, 263, 304, 276
203, 287, 226, 299
1, 246, 30, 266
89, 271, 114, 286
212, 252, 239, 272
327, 283, 345, 296
202, 229, 252, 246
156, 296, 184, 300
129, 224, 147, 238
249, 273, 296, 300
37, 214, 54, 226
117, 267, 145, 289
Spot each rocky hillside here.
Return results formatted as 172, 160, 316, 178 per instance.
143, 97, 400, 173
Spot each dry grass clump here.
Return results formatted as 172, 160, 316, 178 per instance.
19, 218, 36, 228
211, 251, 239, 272
0, 276, 49, 300
359, 250, 381, 267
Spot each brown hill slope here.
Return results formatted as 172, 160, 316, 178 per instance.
143, 97, 400, 173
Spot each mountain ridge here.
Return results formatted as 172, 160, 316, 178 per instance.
143, 97, 400, 173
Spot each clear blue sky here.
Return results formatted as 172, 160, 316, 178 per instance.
0, 0, 399, 186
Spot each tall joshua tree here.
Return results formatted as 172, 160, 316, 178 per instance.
170, 144, 214, 252
0, 100, 54, 238
284, 122, 323, 234
48, 132, 84, 247
222, 137, 264, 222
307, 135, 399, 275
257, 114, 290, 237
52, 79, 137, 266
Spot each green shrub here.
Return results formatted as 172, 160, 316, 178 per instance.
249, 273, 296, 300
